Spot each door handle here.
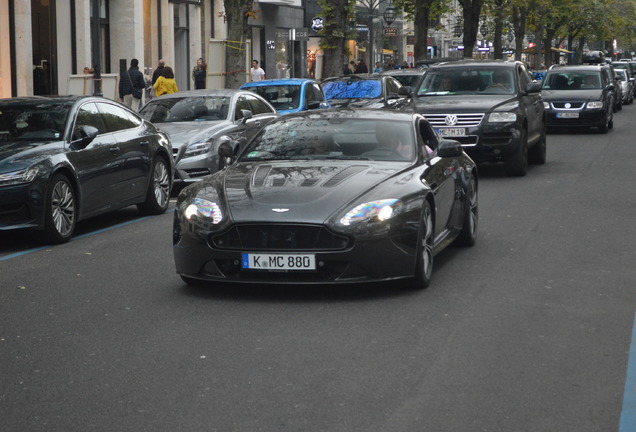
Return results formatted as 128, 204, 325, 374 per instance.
109, 146, 120, 154
139, 141, 150, 147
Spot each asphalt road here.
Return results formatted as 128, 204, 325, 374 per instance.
1, 105, 635, 432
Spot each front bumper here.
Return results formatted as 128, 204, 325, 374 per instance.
0, 181, 47, 231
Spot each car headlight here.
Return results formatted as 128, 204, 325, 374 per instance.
183, 140, 213, 159
488, 112, 517, 123
184, 198, 223, 224
587, 101, 603, 109
339, 199, 401, 226
0, 167, 40, 187
543, 102, 550, 109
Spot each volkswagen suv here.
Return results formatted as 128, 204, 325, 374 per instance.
408, 60, 546, 176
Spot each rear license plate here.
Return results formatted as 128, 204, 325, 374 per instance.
437, 128, 466, 136
241, 253, 316, 271
557, 112, 579, 118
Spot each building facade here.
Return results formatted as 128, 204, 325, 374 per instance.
0, 0, 307, 100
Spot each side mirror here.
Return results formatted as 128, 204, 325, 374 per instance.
398, 86, 412, 97
525, 82, 542, 94
437, 139, 463, 158
238, 109, 253, 124
70, 125, 98, 150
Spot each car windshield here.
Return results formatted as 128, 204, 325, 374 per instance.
615, 70, 627, 81
245, 85, 301, 111
0, 102, 69, 142
322, 80, 382, 100
240, 117, 414, 162
386, 74, 421, 88
541, 72, 601, 90
139, 96, 230, 123
417, 69, 515, 95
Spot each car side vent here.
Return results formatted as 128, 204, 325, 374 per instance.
272, 177, 286, 187
252, 165, 272, 187
323, 165, 367, 187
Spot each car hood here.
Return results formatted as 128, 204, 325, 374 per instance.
0, 140, 65, 173
155, 121, 226, 148
412, 94, 516, 112
541, 89, 604, 101
192, 160, 410, 224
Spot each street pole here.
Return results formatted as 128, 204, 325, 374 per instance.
91, 0, 102, 96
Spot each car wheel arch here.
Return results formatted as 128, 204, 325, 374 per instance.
50, 166, 82, 218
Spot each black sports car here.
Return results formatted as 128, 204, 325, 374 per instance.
173, 109, 478, 287
0, 96, 173, 243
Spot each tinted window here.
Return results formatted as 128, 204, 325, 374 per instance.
306, 83, 319, 106
246, 94, 275, 115
139, 96, 231, 122
235, 96, 252, 119
245, 85, 300, 111
0, 102, 69, 141
97, 102, 139, 132
73, 102, 107, 139
541, 71, 602, 90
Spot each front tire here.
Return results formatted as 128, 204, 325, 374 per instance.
43, 174, 76, 244
455, 176, 478, 247
411, 201, 434, 289
505, 129, 528, 177
137, 157, 171, 215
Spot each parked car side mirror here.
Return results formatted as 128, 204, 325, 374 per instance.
525, 82, 542, 94
70, 125, 98, 150
398, 86, 412, 97
437, 139, 463, 158
238, 109, 253, 124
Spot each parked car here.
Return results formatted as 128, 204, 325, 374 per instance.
612, 61, 636, 97
321, 74, 410, 109
408, 60, 546, 176
540, 64, 617, 133
379, 68, 427, 92
239, 78, 330, 115
0, 95, 173, 243
614, 69, 634, 105
173, 109, 478, 288
139, 89, 278, 186
606, 64, 623, 111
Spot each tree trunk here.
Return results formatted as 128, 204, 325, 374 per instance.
413, 0, 432, 61
224, 0, 253, 89
460, 0, 483, 59
319, 0, 354, 79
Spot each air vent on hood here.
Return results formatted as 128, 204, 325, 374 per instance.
323, 165, 367, 187
252, 165, 272, 187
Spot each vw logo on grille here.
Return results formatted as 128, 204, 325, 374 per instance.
445, 115, 459, 126
565, 103, 572, 109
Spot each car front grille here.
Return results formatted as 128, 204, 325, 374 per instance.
423, 113, 485, 127
210, 224, 351, 251
550, 102, 585, 109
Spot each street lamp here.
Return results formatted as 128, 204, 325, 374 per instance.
383, 5, 396, 26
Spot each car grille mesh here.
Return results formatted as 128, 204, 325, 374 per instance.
423, 113, 485, 127
210, 224, 350, 251
550, 102, 585, 109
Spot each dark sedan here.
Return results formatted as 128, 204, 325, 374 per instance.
0, 96, 173, 243
321, 74, 410, 109
173, 109, 478, 288
139, 89, 278, 186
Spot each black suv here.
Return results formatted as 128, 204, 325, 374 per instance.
540, 64, 616, 133
408, 60, 546, 176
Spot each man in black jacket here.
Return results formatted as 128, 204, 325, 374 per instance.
119, 58, 145, 110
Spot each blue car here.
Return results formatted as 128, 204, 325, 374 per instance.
240, 78, 330, 115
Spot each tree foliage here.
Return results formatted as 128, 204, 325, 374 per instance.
318, 0, 357, 78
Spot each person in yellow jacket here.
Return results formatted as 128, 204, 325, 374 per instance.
153, 66, 178, 96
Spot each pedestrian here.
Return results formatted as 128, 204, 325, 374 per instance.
343, 63, 352, 75
151, 59, 166, 86
250, 60, 266, 81
401, 61, 411, 69
153, 66, 179, 97
356, 59, 369, 74
192, 58, 207, 90
119, 58, 145, 111
373, 62, 383, 73
349, 60, 357, 74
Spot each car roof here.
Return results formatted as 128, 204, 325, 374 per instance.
241, 78, 317, 87
322, 74, 388, 81
153, 89, 247, 99
429, 60, 523, 70
545, 64, 607, 73
380, 69, 426, 75
271, 108, 417, 123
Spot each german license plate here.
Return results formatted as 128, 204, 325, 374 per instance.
241, 253, 316, 271
557, 112, 579, 118
437, 128, 466, 136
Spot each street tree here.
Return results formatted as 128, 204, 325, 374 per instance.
318, 0, 356, 79
223, 0, 255, 89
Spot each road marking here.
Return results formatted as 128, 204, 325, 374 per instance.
0, 216, 152, 262
620, 313, 636, 432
